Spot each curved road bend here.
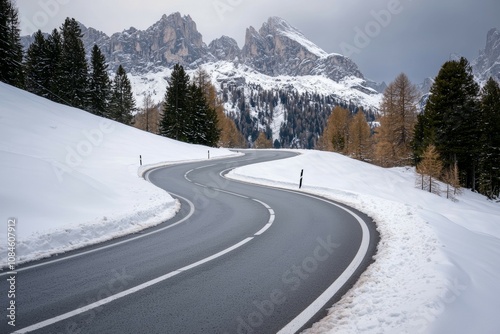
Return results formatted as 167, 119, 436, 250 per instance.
1, 150, 378, 334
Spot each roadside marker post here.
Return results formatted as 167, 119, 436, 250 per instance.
299, 169, 304, 189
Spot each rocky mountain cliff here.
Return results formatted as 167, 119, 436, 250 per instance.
473, 28, 500, 85
21, 13, 383, 102
241, 17, 364, 82
22, 13, 384, 149
78, 13, 215, 73
78, 15, 371, 82
74, 13, 383, 95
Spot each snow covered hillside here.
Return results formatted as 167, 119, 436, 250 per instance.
129, 62, 382, 148
128, 61, 382, 112
228, 151, 500, 334
0, 82, 234, 265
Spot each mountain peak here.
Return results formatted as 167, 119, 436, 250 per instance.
160, 12, 189, 21
473, 27, 500, 84
260, 16, 328, 58
485, 28, 500, 54
22, 13, 371, 85
241, 16, 362, 81
265, 16, 294, 32
209, 35, 241, 61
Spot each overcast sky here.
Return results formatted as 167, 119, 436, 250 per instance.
15, 0, 499, 84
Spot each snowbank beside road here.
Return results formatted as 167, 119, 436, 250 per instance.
0, 82, 234, 265
228, 150, 500, 334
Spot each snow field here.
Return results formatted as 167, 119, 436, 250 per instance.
128, 61, 382, 110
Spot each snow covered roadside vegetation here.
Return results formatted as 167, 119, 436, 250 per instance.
228, 150, 500, 333
0, 82, 235, 266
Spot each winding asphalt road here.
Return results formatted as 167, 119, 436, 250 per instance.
1, 150, 378, 334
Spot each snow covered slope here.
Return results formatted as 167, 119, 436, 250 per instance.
128, 61, 382, 148
129, 61, 382, 111
229, 150, 500, 334
0, 82, 234, 265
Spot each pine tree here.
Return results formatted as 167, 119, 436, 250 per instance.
25, 30, 51, 98
375, 73, 418, 167
185, 81, 221, 146
416, 144, 443, 195
478, 77, 500, 199
160, 64, 190, 141
0, 0, 9, 80
59, 18, 90, 109
89, 45, 111, 117
413, 57, 481, 189
412, 112, 431, 166
109, 65, 136, 125
348, 111, 372, 161
45, 29, 64, 103
203, 97, 221, 147
191, 69, 221, 146
0, 0, 24, 87
186, 82, 207, 144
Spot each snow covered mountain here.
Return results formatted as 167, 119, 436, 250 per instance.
473, 27, 500, 85
73, 13, 382, 105
22, 13, 384, 148
78, 13, 214, 74
241, 17, 362, 81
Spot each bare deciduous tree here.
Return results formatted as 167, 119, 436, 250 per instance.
416, 144, 443, 195
375, 73, 418, 167
348, 111, 372, 161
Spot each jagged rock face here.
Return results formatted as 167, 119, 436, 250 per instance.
80, 13, 214, 73
417, 77, 435, 95
79, 24, 109, 50
241, 17, 364, 81
22, 14, 371, 85
209, 36, 241, 61
21, 13, 382, 103
473, 28, 500, 84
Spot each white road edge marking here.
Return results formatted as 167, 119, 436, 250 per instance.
12, 161, 276, 333
219, 172, 372, 333
13, 237, 254, 334
184, 169, 194, 182
276, 191, 370, 334
252, 199, 276, 236
0, 190, 194, 276
214, 188, 249, 199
